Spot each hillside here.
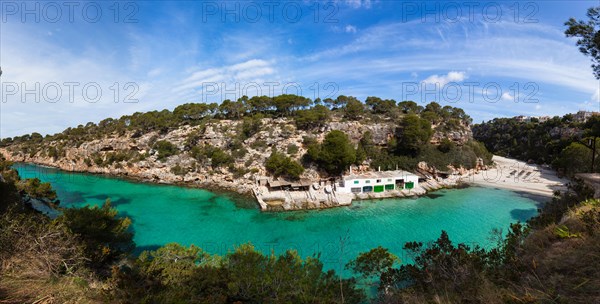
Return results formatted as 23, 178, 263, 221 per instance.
0, 96, 490, 197
473, 115, 600, 176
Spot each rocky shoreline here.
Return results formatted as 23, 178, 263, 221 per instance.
1, 117, 477, 211
5, 152, 475, 212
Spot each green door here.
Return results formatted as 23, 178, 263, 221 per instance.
405, 182, 414, 189
374, 185, 384, 193
385, 184, 395, 191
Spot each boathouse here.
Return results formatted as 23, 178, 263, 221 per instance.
266, 178, 312, 191
337, 170, 420, 194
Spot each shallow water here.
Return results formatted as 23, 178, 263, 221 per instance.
15, 163, 541, 271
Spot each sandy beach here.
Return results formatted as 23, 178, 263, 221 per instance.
462, 155, 569, 199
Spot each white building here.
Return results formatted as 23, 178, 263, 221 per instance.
536, 116, 550, 123
337, 170, 420, 194
574, 110, 600, 123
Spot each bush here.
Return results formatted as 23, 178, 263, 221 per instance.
396, 114, 433, 155
210, 148, 233, 168
56, 199, 134, 270
16, 178, 57, 200
240, 115, 263, 139
153, 140, 179, 161
191, 145, 234, 168
122, 243, 366, 304
48, 146, 59, 159
294, 105, 330, 130
250, 140, 267, 151
170, 164, 188, 176
312, 130, 356, 175
286, 143, 299, 155
265, 150, 304, 180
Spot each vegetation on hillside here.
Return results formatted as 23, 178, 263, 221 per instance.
473, 115, 600, 176
0, 96, 490, 180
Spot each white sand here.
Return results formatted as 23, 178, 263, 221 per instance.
461, 155, 569, 198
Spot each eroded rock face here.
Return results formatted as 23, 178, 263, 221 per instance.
430, 128, 473, 145
327, 121, 394, 145
0, 117, 473, 197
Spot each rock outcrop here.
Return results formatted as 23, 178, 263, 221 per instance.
1, 117, 474, 201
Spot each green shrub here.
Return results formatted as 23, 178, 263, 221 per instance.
170, 164, 188, 176
286, 144, 299, 155
311, 130, 356, 175
55, 199, 134, 269
250, 140, 267, 150
240, 115, 263, 139
153, 140, 179, 161
16, 178, 57, 200
190, 145, 233, 168
265, 150, 304, 180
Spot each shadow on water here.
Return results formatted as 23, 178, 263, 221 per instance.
203, 195, 220, 207
60, 190, 87, 204
514, 191, 551, 208
133, 244, 162, 255
87, 194, 110, 201
425, 193, 444, 199
510, 208, 538, 222
110, 197, 132, 206
283, 213, 308, 222
220, 192, 259, 209
85, 194, 131, 206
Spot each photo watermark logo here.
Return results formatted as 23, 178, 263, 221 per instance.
1, 81, 140, 104
398, 1, 539, 23
199, 81, 340, 103
401, 81, 539, 104
1, 1, 139, 23
199, 1, 339, 23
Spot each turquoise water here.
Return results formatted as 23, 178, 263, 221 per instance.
15, 163, 541, 271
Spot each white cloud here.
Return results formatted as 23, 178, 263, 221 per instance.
172, 59, 278, 97
422, 71, 467, 87
501, 92, 515, 102
345, 25, 357, 34
344, 0, 372, 9
147, 68, 163, 78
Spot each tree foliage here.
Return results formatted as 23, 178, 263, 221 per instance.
56, 199, 134, 269
295, 105, 330, 130
565, 6, 600, 79
344, 98, 365, 120
346, 246, 398, 281
16, 177, 57, 200
309, 130, 357, 175
265, 150, 305, 180
396, 114, 434, 155
115, 243, 365, 303
474, 115, 600, 174
153, 140, 179, 161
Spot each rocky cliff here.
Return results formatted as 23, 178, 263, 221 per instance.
1, 117, 473, 197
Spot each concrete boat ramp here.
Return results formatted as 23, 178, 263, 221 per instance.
252, 175, 458, 211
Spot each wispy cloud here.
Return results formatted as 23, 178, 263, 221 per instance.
172, 59, 278, 101
345, 25, 358, 33
342, 0, 372, 9
422, 71, 467, 87
1, 1, 598, 137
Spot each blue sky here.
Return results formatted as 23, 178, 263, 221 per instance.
1, 0, 599, 137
